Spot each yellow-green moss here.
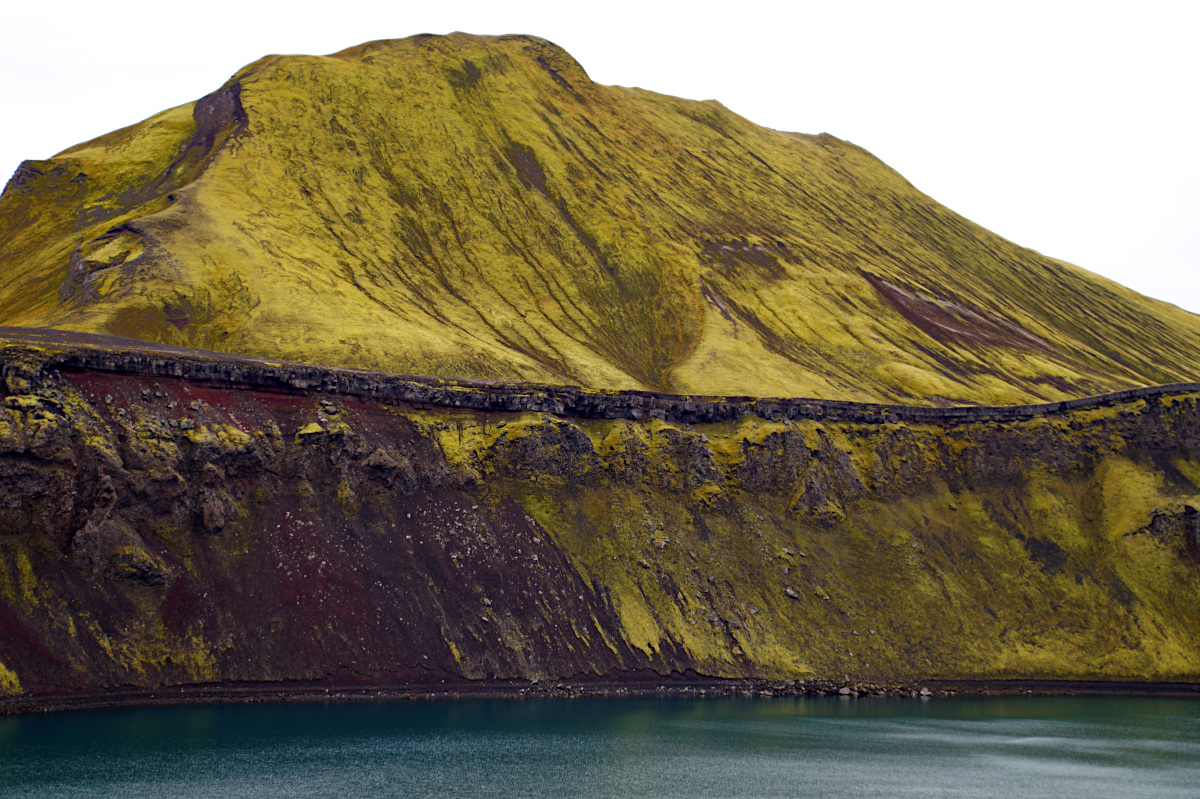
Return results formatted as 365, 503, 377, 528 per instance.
3, 34, 1200, 402
449, 397, 1200, 682
0, 661, 21, 696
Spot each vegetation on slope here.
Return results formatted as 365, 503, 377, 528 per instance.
0, 353, 1198, 697
3, 33, 1200, 403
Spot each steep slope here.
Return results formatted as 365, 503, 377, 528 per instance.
3, 33, 1200, 403
0, 334, 1198, 703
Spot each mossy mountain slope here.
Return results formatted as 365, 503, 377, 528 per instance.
3, 33, 1200, 403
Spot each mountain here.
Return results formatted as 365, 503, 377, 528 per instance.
1, 35, 1199, 709
3, 33, 1199, 404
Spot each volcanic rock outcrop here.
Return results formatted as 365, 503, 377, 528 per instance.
0, 331, 1197, 703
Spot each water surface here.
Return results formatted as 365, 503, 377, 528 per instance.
1, 695, 1197, 798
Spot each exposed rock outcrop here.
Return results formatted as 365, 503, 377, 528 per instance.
0, 335, 1198, 703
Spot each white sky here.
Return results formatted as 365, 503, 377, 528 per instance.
2, 0, 1197, 311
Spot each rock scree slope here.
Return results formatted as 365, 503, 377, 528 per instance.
3, 33, 1200, 404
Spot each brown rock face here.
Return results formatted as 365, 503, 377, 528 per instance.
0, 331, 1198, 705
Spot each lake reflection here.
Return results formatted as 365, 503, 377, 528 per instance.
0, 695, 1197, 798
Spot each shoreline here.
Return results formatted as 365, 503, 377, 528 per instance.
5, 678, 1200, 716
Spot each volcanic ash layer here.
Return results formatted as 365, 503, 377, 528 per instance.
0, 344, 1198, 703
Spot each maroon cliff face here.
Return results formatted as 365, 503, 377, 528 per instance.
0, 369, 670, 697
1, 330, 1199, 708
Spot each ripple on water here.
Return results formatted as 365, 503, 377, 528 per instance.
0, 696, 1198, 799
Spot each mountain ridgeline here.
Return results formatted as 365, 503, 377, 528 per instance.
3, 33, 1200, 404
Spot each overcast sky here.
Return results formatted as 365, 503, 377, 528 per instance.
2, 1, 1196, 311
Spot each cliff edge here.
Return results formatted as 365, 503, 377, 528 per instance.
0, 330, 1197, 704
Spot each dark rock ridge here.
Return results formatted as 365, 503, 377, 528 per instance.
5, 327, 1200, 425
0, 326, 1198, 708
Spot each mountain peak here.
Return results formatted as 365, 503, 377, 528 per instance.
2, 35, 1199, 404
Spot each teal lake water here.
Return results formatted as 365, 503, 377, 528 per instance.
0, 695, 1197, 798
